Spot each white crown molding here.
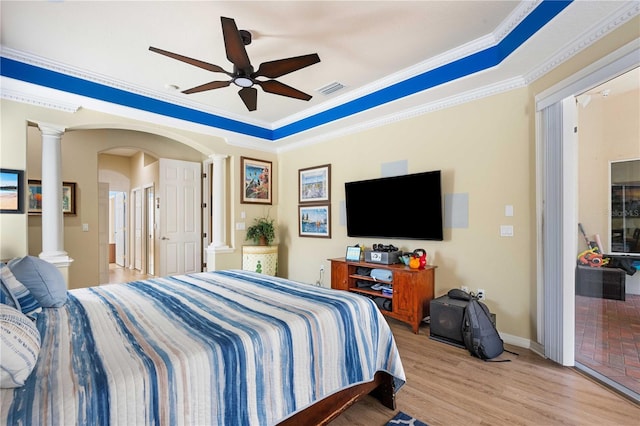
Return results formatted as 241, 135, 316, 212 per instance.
274, 1, 539, 129
524, 1, 640, 84
1, 0, 538, 132
1, 87, 80, 113
0, 46, 271, 129
2, 0, 635, 154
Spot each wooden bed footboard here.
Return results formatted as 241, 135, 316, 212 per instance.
277, 371, 397, 425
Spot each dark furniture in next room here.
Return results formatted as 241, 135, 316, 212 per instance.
575, 265, 626, 301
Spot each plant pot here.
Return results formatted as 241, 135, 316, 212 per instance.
258, 236, 268, 246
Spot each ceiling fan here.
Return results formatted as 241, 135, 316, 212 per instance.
149, 16, 321, 111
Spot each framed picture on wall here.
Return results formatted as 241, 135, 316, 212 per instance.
0, 168, 25, 214
299, 204, 331, 238
28, 180, 77, 215
299, 164, 331, 204
241, 157, 272, 204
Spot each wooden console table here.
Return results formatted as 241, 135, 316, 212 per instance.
329, 258, 435, 333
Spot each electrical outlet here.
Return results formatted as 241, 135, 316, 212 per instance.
477, 289, 485, 300
461, 286, 469, 293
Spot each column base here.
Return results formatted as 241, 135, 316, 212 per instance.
205, 245, 233, 272
38, 253, 74, 288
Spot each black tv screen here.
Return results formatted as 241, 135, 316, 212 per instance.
345, 170, 443, 240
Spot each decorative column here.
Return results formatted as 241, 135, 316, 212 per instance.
37, 123, 73, 284
205, 153, 231, 271
211, 153, 229, 249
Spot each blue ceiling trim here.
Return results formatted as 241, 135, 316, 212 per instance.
1, 0, 571, 142
273, 0, 572, 140
0, 57, 272, 139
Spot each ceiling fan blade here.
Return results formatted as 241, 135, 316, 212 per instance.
254, 54, 320, 79
182, 80, 231, 94
149, 46, 230, 74
221, 17, 252, 71
238, 87, 257, 111
256, 80, 312, 101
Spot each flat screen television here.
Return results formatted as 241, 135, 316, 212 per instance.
345, 170, 443, 240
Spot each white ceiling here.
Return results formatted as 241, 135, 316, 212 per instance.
1, 1, 638, 151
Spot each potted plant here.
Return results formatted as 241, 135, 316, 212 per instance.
246, 215, 276, 246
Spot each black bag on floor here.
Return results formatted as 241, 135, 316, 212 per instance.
462, 297, 508, 361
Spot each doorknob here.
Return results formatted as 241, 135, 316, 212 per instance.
161, 236, 170, 240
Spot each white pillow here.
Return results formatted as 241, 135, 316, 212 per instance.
0, 304, 41, 388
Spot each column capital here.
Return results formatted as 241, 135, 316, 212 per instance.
208, 153, 229, 162
36, 122, 66, 137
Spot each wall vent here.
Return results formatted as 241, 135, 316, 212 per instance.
316, 81, 346, 96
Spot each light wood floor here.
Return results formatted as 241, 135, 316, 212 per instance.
107, 263, 151, 284
331, 318, 640, 426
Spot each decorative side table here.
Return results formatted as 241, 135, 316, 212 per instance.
242, 245, 278, 276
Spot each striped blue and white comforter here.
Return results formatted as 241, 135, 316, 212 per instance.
1, 270, 405, 425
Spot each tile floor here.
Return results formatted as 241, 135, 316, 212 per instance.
575, 293, 640, 395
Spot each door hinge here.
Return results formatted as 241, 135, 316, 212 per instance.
202, 172, 207, 179
202, 262, 207, 270
201, 202, 207, 208
202, 232, 207, 239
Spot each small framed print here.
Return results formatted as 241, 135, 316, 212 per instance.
299, 204, 331, 238
299, 164, 331, 204
28, 180, 43, 214
62, 182, 77, 215
0, 168, 25, 214
241, 156, 272, 205
345, 246, 361, 262
28, 180, 77, 215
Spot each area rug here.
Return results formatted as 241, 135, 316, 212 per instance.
386, 411, 428, 426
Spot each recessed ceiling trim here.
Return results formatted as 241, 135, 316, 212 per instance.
0, 0, 571, 142
1, 87, 80, 113
272, 0, 572, 140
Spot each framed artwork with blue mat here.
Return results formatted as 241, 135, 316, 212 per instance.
387, 411, 428, 426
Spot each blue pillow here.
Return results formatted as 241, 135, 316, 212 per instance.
0, 267, 20, 310
8, 256, 67, 308
0, 264, 41, 319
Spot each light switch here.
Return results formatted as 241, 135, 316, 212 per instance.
82, 223, 89, 232
500, 225, 514, 237
236, 222, 245, 230
240, 211, 246, 219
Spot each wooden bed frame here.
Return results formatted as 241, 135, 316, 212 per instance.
278, 371, 397, 425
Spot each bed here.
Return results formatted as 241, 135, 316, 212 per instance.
1, 269, 405, 425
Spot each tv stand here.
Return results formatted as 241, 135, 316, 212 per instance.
329, 258, 435, 333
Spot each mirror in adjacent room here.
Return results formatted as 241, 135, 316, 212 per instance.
610, 158, 640, 254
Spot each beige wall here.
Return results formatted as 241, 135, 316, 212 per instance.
0, 102, 29, 259
26, 127, 206, 288
278, 87, 533, 339
1, 104, 277, 287
0, 15, 638, 342
578, 88, 640, 252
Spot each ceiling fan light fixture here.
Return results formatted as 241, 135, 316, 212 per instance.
233, 77, 254, 88
149, 17, 319, 111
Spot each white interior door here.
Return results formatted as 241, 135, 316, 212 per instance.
159, 158, 201, 276
146, 185, 155, 276
98, 182, 109, 284
115, 192, 126, 266
133, 188, 143, 271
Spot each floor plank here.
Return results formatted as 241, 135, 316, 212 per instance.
330, 318, 640, 426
